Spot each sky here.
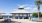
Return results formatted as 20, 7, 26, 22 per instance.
0, 0, 42, 15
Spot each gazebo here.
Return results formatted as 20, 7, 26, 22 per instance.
10, 6, 32, 19
0, 12, 5, 19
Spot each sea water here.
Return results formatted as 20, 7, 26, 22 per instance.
2, 15, 12, 19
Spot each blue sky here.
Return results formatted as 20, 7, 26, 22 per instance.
0, 0, 42, 15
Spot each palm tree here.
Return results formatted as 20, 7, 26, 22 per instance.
35, 0, 42, 21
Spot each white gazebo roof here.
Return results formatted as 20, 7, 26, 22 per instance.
11, 10, 32, 14
11, 6, 32, 14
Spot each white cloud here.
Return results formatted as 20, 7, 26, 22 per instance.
1, 11, 13, 15
33, 8, 37, 11
24, 7, 32, 10
1, 9, 17, 15
18, 4, 32, 10
13, 9, 17, 11
17, 4, 37, 12
32, 7, 38, 12
18, 4, 28, 8
17, 4, 38, 13
8, 4, 39, 15
2, 4, 37, 15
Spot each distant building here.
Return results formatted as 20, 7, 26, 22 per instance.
10, 6, 32, 19
0, 12, 5, 19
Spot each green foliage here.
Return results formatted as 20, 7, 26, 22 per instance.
32, 13, 38, 17
35, 1, 40, 5
32, 12, 42, 17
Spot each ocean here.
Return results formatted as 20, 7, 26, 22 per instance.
2, 15, 12, 19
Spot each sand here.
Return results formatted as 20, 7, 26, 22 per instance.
11, 19, 42, 23
0, 19, 4, 22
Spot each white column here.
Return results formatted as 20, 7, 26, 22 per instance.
12, 14, 13, 19
19, 14, 21, 19
27, 14, 28, 19
18, 14, 20, 19
0, 14, 1, 16
0, 14, 2, 18
23, 14, 27, 19
12, 14, 15, 19
29, 14, 30, 20
19, 14, 23, 19
0, 14, 1, 17
8, 16, 9, 19
22, 14, 24, 19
